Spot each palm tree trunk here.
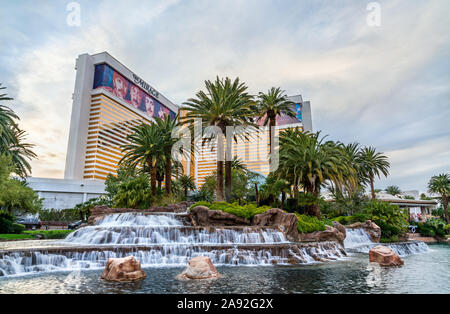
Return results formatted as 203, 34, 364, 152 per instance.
165, 154, 172, 196
312, 189, 321, 220
269, 116, 276, 154
217, 124, 226, 202
225, 160, 232, 202
216, 160, 225, 202
150, 159, 157, 196
443, 193, 449, 224
370, 176, 376, 200
157, 180, 162, 189
255, 183, 259, 204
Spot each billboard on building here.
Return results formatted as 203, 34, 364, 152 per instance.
93, 64, 176, 120
257, 103, 302, 127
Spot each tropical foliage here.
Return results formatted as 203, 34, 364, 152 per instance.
277, 129, 357, 219
385, 185, 401, 196
190, 201, 271, 220
182, 77, 256, 202
256, 87, 295, 153
0, 84, 36, 177
0, 155, 42, 216
428, 173, 449, 223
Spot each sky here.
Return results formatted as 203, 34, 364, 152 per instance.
0, 0, 449, 193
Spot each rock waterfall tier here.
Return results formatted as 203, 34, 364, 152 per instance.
0, 211, 347, 277
344, 227, 429, 256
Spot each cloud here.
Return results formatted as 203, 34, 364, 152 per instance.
0, 0, 448, 191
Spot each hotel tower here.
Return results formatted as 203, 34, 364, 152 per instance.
64, 52, 312, 187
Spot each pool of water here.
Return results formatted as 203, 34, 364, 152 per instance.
0, 244, 448, 294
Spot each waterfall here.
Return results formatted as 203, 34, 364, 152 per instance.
0, 212, 348, 277
344, 228, 374, 249
0, 242, 347, 277
344, 228, 429, 256
64, 213, 288, 245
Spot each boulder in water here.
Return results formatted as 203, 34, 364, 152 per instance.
346, 220, 381, 242
252, 208, 299, 241
177, 256, 221, 280
190, 206, 250, 226
369, 245, 404, 266
100, 256, 146, 282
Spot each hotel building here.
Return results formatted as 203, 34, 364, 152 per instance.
64, 52, 179, 181
27, 52, 312, 209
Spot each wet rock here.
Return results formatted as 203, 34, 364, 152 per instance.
332, 221, 346, 238
297, 225, 346, 246
369, 245, 404, 266
252, 208, 299, 241
177, 256, 221, 280
100, 256, 146, 282
346, 220, 381, 242
189, 206, 250, 226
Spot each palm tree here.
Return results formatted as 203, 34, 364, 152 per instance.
358, 146, 390, 200
2, 127, 37, 177
177, 175, 196, 198
182, 77, 255, 202
153, 115, 183, 196
120, 123, 163, 196
257, 87, 295, 154
385, 185, 401, 196
278, 129, 356, 219
428, 173, 450, 223
0, 84, 36, 177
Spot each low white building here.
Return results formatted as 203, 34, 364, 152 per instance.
26, 177, 106, 210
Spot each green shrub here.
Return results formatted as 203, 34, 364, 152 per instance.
284, 198, 299, 213
362, 200, 408, 239
295, 213, 326, 233
332, 213, 371, 226
191, 202, 271, 220
39, 208, 81, 222
380, 235, 399, 243
23, 230, 73, 239
11, 223, 25, 234
0, 210, 15, 233
208, 202, 271, 220
418, 218, 446, 238
113, 175, 152, 209
190, 201, 212, 211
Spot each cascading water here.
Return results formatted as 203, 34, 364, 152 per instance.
344, 228, 429, 256
0, 212, 347, 277
344, 228, 374, 248
64, 213, 288, 245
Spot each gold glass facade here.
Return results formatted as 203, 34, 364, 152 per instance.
193, 125, 303, 187
83, 91, 151, 181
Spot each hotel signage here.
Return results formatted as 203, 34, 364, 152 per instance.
93, 63, 176, 120
132, 73, 160, 99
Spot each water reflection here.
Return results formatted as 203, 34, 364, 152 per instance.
0, 245, 448, 294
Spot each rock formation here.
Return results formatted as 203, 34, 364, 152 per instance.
252, 208, 299, 241
189, 206, 250, 226
369, 245, 404, 266
100, 256, 146, 282
296, 224, 346, 246
177, 256, 221, 280
346, 220, 381, 242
